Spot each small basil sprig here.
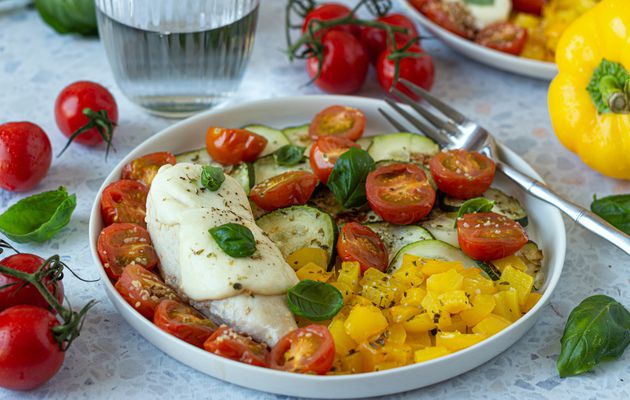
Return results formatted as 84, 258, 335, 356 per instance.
327, 147, 375, 209
287, 280, 343, 321
201, 165, 225, 191
455, 197, 495, 227
591, 194, 630, 235
209, 223, 256, 257
35, 0, 97, 36
0, 187, 76, 243
557, 295, 630, 377
274, 145, 305, 166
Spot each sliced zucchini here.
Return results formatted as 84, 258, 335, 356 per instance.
230, 163, 255, 195
478, 262, 501, 281
309, 188, 382, 225
252, 154, 311, 184
421, 211, 459, 248
485, 188, 528, 227
389, 239, 478, 273
282, 124, 311, 148
356, 137, 372, 150
243, 125, 290, 157
175, 148, 213, 164
437, 192, 466, 212
365, 222, 433, 263
367, 133, 439, 164
256, 206, 338, 268
309, 187, 343, 216
515, 241, 544, 290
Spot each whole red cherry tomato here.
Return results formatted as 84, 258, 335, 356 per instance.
475, 22, 528, 56
512, 0, 544, 15
360, 14, 419, 61
376, 44, 435, 101
205, 127, 267, 166
0, 122, 52, 192
429, 149, 496, 199
457, 212, 528, 261
302, 3, 360, 38
307, 30, 369, 94
0, 254, 64, 313
0, 305, 64, 391
269, 325, 335, 375
54, 81, 118, 152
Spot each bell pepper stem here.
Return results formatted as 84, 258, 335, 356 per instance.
599, 75, 629, 114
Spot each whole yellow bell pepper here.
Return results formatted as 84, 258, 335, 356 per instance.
548, 0, 630, 180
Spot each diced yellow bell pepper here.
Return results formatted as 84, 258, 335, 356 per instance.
436, 311, 453, 331
337, 261, 361, 292
329, 318, 357, 356
421, 291, 441, 315
460, 267, 482, 278
463, 273, 497, 296
498, 266, 534, 306
400, 253, 421, 270
340, 351, 363, 374
403, 312, 436, 333
361, 268, 406, 308
522, 292, 543, 313
286, 247, 329, 271
348, 295, 373, 307
438, 290, 472, 314
472, 314, 512, 336
436, 331, 487, 352
392, 262, 425, 287
460, 294, 496, 327
426, 269, 464, 294
406, 331, 432, 350
296, 262, 332, 282
399, 287, 427, 307
420, 259, 465, 276
493, 288, 522, 322
386, 323, 407, 345
344, 305, 389, 343
329, 281, 354, 303
414, 346, 451, 363
492, 255, 528, 272
439, 314, 467, 332
389, 305, 421, 324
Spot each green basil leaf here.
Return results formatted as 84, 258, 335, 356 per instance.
201, 165, 225, 192
273, 145, 306, 166
35, 0, 98, 36
455, 197, 496, 227
464, 0, 495, 5
0, 187, 76, 243
586, 59, 630, 114
327, 147, 375, 209
287, 280, 343, 321
209, 223, 256, 257
557, 295, 630, 378
591, 194, 630, 235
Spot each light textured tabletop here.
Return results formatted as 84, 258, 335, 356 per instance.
0, 2, 628, 400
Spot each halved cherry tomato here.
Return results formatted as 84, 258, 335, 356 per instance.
475, 22, 528, 56
376, 44, 435, 101
302, 3, 360, 38
97, 223, 158, 281
457, 212, 528, 261
115, 264, 178, 319
366, 163, 436, 225
337, 222, 388, 273
205, 127, 267, 166
269, 324, 335, 375
309, 136, 360, 184
154, 300, 217, 347
416, 0, 476, 39
100, 179, 148, 227
203, 325, 270, 367
309, 105, 366, 141
250, 171, 318, 212
121, 152, 176, 187
429, 149, 496, 200
0, 254, 64, 313
360, 13, 419, 61
512, 0, 544, 15
306, 31, 370, 94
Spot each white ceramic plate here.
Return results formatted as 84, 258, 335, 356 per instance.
398, 0, 558, 80
89, 95, 565, 399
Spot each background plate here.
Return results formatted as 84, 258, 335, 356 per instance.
89, 95, 565, 399
398, 0, 558, 81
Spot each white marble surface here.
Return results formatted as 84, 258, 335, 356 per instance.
0, 1, 628, 399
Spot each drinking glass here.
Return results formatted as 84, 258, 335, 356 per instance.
95, 0, 259, 118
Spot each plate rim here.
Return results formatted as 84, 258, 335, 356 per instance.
88, 95, 566, 398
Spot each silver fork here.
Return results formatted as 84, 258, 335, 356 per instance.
380, 78, 630, 256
